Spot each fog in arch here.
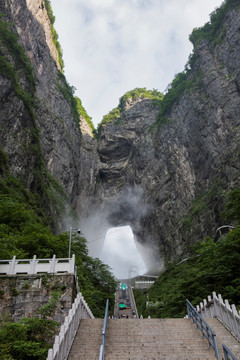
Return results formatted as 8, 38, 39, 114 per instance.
99, 226, 147, 280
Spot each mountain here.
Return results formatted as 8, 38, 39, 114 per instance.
0, 0, 239, 273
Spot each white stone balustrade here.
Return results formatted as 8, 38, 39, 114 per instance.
0, 255, 76, 275
196, 292, 240, 341
135, 281, 155, 289
46, 292, 94, 360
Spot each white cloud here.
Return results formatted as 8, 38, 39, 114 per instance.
51, 0, 223, 126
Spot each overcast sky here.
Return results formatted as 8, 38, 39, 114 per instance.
51, 0, 223, 127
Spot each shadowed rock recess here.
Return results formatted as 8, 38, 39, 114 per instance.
0, 0, 240, 273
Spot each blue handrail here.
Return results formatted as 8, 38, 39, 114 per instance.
99, 299, 109, 360
223, 344, 238, 360
186, 299, 220, 360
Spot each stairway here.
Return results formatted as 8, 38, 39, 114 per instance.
207, 318, 240, 359
104, 318, 218, 360
67, 318, 103, 360
67, 317, 240, 360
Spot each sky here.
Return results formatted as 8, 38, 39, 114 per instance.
51, 0, 223, 127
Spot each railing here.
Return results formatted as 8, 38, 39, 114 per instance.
0, 255, 75, 275
134, 281, 155, 289
186, 299, 220, 359
46, 292, 94, 360
196, 292, 240, 341
128, 284, 139, 318
99, 299, 109, 360
223, 344, 238, 360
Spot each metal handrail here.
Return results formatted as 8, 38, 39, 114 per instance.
128, 283, 139, 318
186, 299, 220, 360
223, 344, 237, 360
99, 299, 109, 360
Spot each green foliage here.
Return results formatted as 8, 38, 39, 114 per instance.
153, 71, 195, 128
0, 16, 36, 91
118, 88, 163, 112
0, 194, 117, 317
37, 291, 60, 319
182, 180, 225, 229
224, 189, 240, 222
95, 88, 163, 137
189, 0, 240, 48
71, 238, 117, 317
134, 228, 240, 318
57, 72, 81, 130
75, 97, 94, 131
149, 0, 240, 130
0, 293, 60, 360
0, 17, 36, 118
44, 0, 64, 71
0, 147, 9, 175
95, 108, 121, 137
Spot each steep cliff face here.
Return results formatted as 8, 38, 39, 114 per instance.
85, 4, 240, 272
1, 0, 240, 273
0, 0, 97, 228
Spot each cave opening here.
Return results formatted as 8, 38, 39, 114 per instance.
99, 225, 147, 280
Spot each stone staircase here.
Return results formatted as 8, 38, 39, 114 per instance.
67, 319, 103, 360
105, 318, 217, 360
207, 318, 240, 359
67, 317, 240, 360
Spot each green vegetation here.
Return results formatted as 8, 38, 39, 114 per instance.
0, 192, 117, 315
0, 147, 117, 315
0, 17, 51, 217
96, 107, 121, 136
225, 189, 240, 222
56, 72, 81, 129
189, 0, 240, 48
0, 9, 89, 228
118, 88, 163, 112
0, 145, 75, 234
134, 229, 240, 318
75, 97, 94, 131
134, 187, 240, 318
154, 72, 195, 127
44, 0, 64, 71
0, 292, 60, 360
57, 74, 93, 132
182, 180, 225, 230
150, 0, 240, 129
95, 88, 163, 137
0, 16, 36, 118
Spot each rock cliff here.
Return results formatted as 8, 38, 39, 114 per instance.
0, 0, 98, 229
0, 0, 240, 273
84, 3, 240, 272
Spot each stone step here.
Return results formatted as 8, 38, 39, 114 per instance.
206, 318, 240, 359
67, 317, 240, 360
67, 318, 103, 360
104, 319, 217, 359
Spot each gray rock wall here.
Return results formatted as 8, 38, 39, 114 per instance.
0, 274, 77, 324
86, 7, 240, 272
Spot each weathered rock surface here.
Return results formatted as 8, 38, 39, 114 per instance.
84, 7, 240, 272
0, 274, 77, 323
0, 1, 240, 273
0, 0, 98, 228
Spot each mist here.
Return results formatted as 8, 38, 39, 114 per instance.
99, 226, 147, 279
79, 185, 162, 277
